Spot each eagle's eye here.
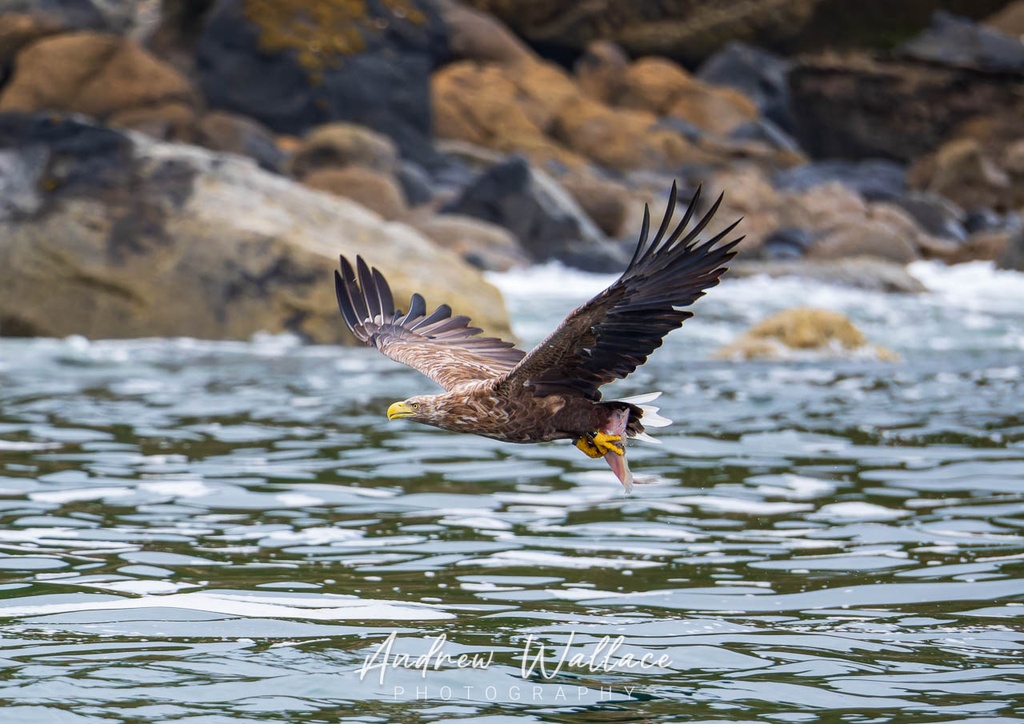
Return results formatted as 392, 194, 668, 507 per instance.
412, 401, 420, 410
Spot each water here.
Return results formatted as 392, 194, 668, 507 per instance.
0, 261, 1022, 723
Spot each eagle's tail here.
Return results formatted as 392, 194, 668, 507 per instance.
614, 391, 672, 443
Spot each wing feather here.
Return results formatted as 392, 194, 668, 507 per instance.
335, 256, 525, 391
501, 182, 741, 400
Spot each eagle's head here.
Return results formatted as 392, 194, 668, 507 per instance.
386, 395, 442, 425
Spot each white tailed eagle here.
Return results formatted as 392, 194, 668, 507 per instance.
335, 182, 741, 490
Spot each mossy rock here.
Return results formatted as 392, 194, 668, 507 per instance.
716, 307, 898, 360
196, 0, 447, 165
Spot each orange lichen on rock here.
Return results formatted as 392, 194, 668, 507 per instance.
242, 0, 426, 80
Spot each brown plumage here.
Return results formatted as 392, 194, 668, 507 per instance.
334, 182, 742, 490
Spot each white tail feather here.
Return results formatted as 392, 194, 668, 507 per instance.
612, 390, 673, 443
616, 391, 662, 405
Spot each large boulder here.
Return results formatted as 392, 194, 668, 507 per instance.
459, 0, 820, 63
0, 31, 199, 137
611, 56, 759, 136
441, 155, 627, 271
789, 50, 1024, 161
0, 114, 512, 342
460, 0, 1008, 63
899, 11, 1024, 71
907, 115, 1024, 213
194, 0, 447, 166
697, 42, 795, 134
431, 58, 584, 168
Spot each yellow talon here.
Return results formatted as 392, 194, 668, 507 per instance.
593, 431, 625, 456
575, 436, 603, 458
575, 432, 625, 458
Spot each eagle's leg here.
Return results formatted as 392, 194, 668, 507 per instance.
575, 432, 624, 457
592, 431, 625, 456
574, 435, 604, 458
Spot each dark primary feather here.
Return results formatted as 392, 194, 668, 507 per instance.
501, 182, 742, 400
334, 256, 525, 391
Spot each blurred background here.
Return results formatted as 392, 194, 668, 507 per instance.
0, 0, 1022, 345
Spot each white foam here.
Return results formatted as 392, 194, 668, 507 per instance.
138, 480, 214, 498
0, 590, 454, 621
30, 487, 134, 503
811, 502, 910, 521
672, 496, 814, 515
460, 549, 661, 570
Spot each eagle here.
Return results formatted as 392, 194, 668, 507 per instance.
334, 182, 741, 491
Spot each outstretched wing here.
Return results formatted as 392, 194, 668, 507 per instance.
501, 182, 741, 400
335, 256, 526, 391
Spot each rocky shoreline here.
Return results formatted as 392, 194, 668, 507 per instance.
0, 0, 1021, 343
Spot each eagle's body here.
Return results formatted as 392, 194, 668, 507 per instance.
335, 182, 741, 490
397, 381, 628, 443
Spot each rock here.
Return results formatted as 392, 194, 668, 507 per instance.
193, 110, 285, 172
773, 159, 906, 201
899, 11, 1024, 72
707, 165, 784, 254
302, 166, 408, 221
414, 213, 530, 271
440, 0, 535, 65
107, 101, 197, 141
665, 81, 759, 138
891, 191, 967, 241
808, 220, 921, 264
441, 155, 627, 271
985, 1, 1024, 36
195, 0, 447, 166
395, 161, 434, 207
0, 31, 198, 126
760, 227, 814, 260
913, 138, 1012, 211
459, 0, 820, 64
963, 208, 1005, 234
714, 166, 936, 261
557, 170, 631, 238
611, 57, 759, 136
697, 41, 795, 134
728, 119, 801, 154
573, 40, 628, 104
907, 110, 1024, 212
777, 181, 868, 232
288, 122, 399, 179
0, 113, 511, 342
716, 307, 897, 360
946, 230, 1011, 264
997, 226, 1024, 271
0, 13, 63, 70
613, 57, 692, 115
552, 95, 713, 172
790, 52, 1024, 161
431, 58, 586, 169
727, 258, 927, 293
0, 0, 157, 36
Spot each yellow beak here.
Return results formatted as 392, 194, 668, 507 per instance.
387, 401, 415, 420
